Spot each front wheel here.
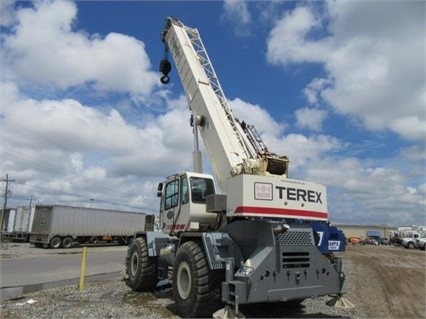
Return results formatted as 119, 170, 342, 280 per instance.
172, 241, 224, 318
126, 237, 158, 291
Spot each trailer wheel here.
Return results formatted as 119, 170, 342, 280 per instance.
62, 236, 73, 248
49, 236, 62, 249
172, 241, 223, 318
126, 237, 158, 291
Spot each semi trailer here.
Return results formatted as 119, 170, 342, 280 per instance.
30, 205, 154, 248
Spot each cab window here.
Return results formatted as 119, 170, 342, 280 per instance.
164, 179, 179, 210
181, 177, 189, 205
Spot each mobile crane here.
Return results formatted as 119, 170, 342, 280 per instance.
125, 17, 347, 318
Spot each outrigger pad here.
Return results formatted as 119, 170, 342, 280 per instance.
326, 296, 355, 309
213, 305, 246, 319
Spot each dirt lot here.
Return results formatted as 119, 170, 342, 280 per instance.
342, 245, 425, 319
1, 243, 425, 318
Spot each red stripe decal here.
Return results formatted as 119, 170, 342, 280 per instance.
234, 206, 328, 219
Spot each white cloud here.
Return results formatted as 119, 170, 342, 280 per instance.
303, 156, 425, 225
303, 77, 331, 105
391, 117, 426, 141
267, 6, 328, 64
295, 107, 328, 131
222, 0, 252, 37
1, 0, 157, 100
0, 0, 16, 26
1, 81, 193, 176
266, 1, 425, 141
271, 133, 341, 172
228, 97, 285, 136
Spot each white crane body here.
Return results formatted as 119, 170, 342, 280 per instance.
125, 17, 347, 319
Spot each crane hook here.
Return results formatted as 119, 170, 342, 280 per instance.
159, 58, 171, 84
160, 74, 170, 84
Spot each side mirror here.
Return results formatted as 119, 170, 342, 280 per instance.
157, 183, 163, 197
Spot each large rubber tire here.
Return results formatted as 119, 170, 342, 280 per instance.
49, 236, 62, 249
126, 237, 158, 291
62, 236, 73, 248
172, 241, 224, 318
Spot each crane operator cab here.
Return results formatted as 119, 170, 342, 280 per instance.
157, 172, 220, 235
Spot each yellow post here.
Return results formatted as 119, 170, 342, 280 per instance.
79, 246, 88, 291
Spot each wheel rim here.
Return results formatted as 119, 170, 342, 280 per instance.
130, 251, 139, 277
177, 261, 191, 299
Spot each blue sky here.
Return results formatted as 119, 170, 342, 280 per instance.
0, 0, 425, 226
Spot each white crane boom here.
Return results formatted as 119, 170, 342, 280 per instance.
160, 17, 288, 193
160, 17, 328, 222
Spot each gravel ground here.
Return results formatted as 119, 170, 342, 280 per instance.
0, 271, 359, 319
1, 256, 359, 318
1, 245, 424, 318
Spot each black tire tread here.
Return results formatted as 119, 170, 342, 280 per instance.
126, 236, 158, 291
173, 240, 223, 318
62, 236, 73, 248
49, 236, 62, 249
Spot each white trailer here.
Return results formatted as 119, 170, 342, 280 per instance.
12, 206, 35, 242
0, 208, 16, 239
30, 205, 155, 249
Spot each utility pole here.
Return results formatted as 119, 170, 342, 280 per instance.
1, 174, 15, 232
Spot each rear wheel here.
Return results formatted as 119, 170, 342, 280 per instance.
62, 236, 73, 248
49, 236, 62, 249
172, 240, 224, 318
126, 237, 158, 291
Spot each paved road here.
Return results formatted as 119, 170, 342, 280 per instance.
0, 243, 129, 298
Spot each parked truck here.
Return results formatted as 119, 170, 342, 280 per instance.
124, 17, 347, 318
30, 205, 154, 249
